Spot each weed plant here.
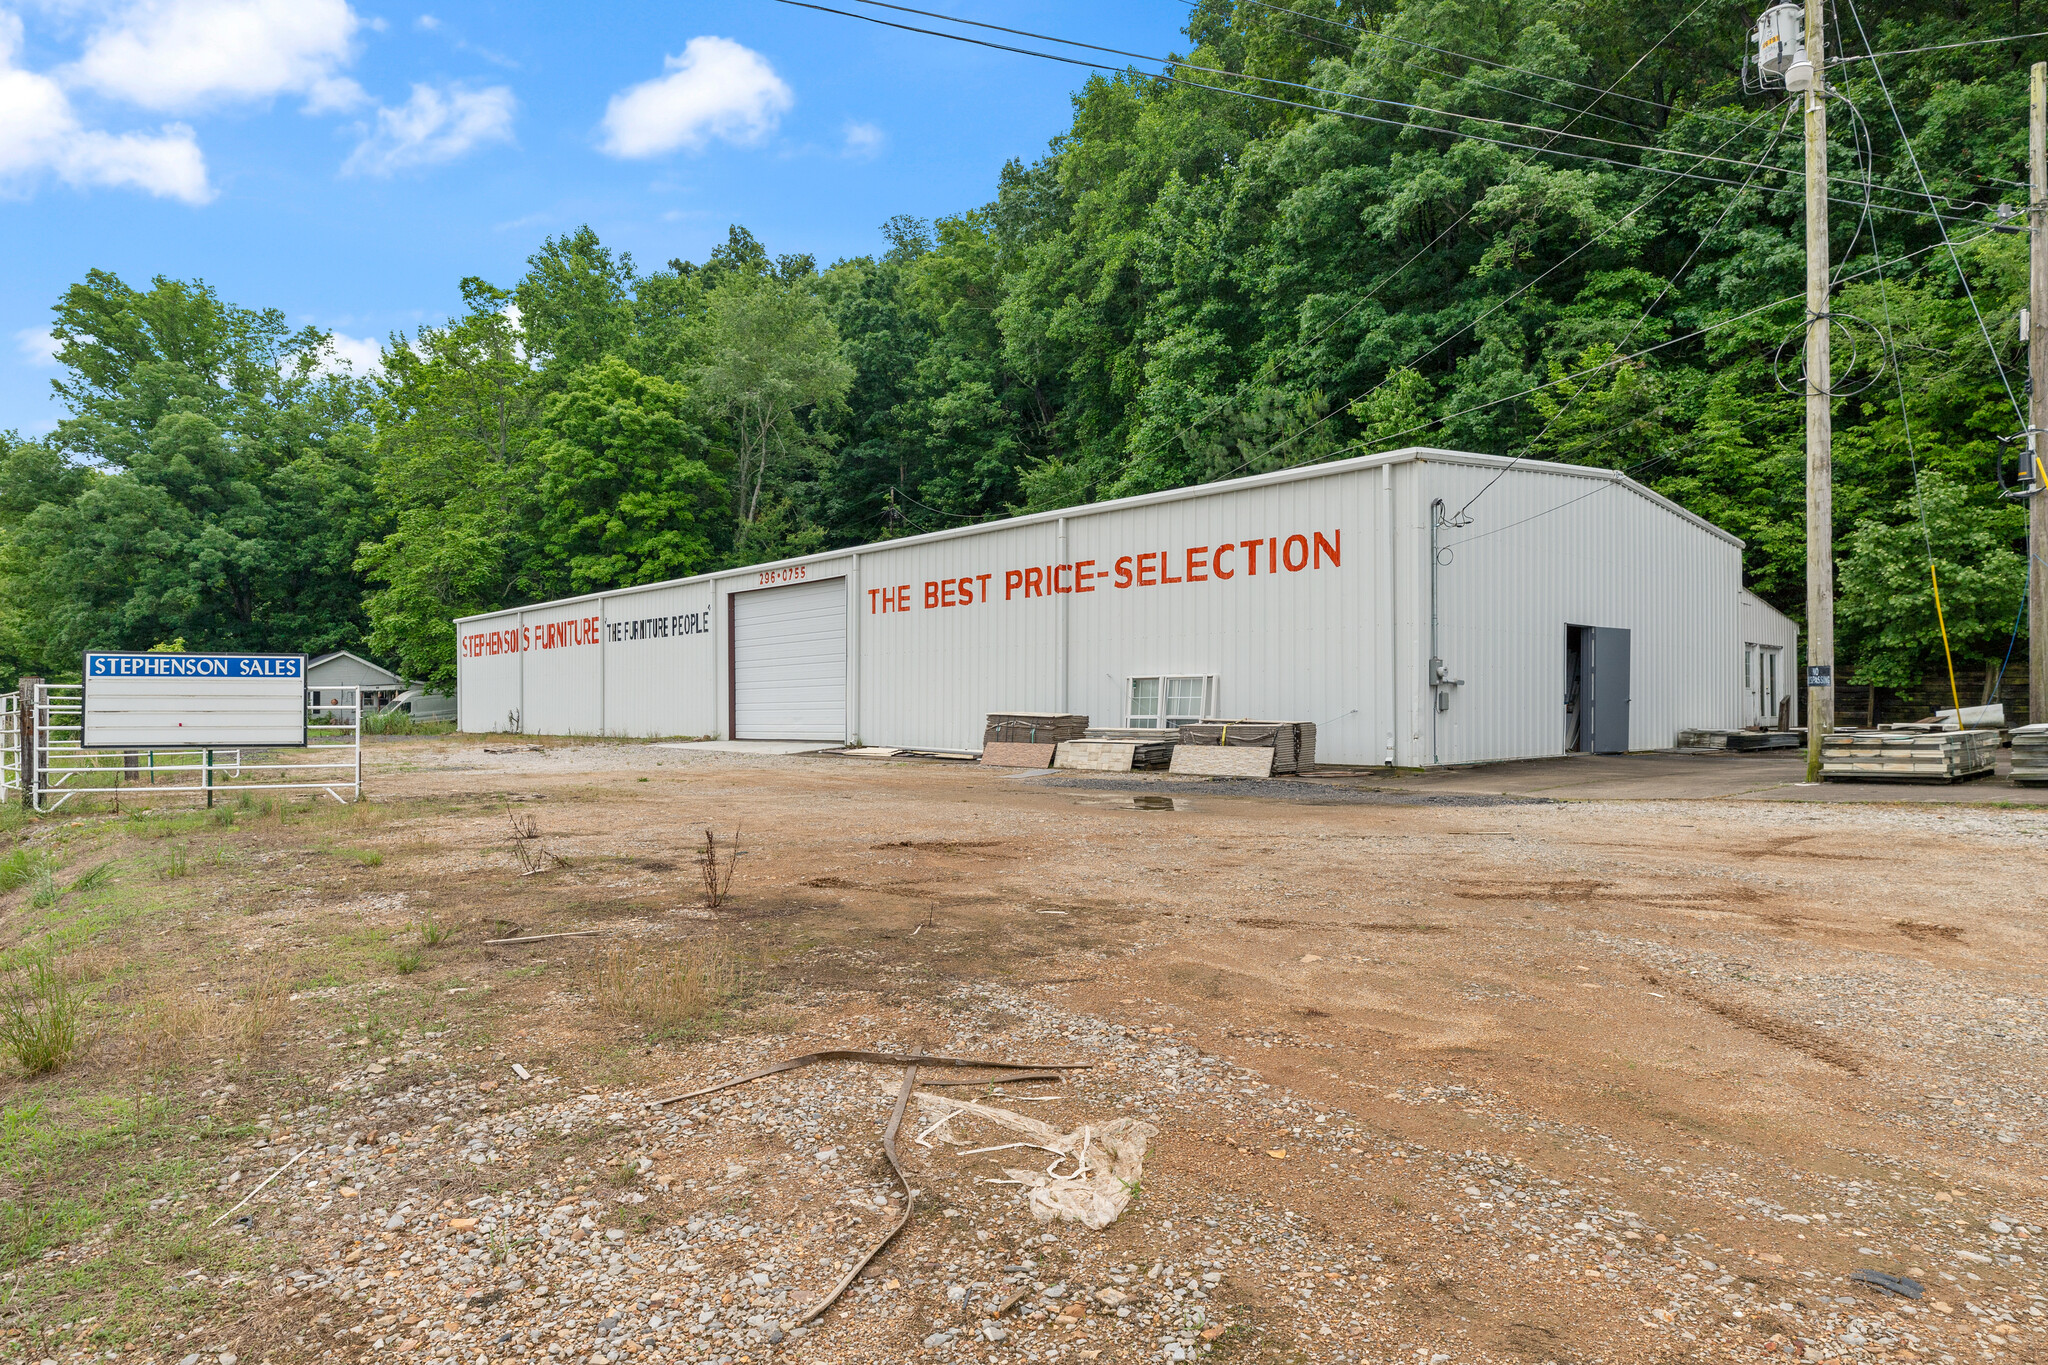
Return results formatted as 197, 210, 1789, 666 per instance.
0, 957, 81, 1074
592, 936, 747, 1040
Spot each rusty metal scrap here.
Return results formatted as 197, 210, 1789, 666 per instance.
647, 1048, 1090, 1324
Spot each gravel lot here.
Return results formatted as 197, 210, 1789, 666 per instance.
11, 738, 2048, 1365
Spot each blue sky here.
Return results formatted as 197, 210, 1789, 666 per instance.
0, 0, 1194, 436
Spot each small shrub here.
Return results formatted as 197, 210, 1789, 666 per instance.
592, 936, 747, 1040
697, 828, 742, 910
0, 956, 82, 1074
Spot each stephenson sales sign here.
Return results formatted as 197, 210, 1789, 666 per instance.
81, 651, 308, 749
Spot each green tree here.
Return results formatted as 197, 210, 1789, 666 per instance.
538, 357, 724, 593
358, 280, 549, 691
1838, 472, 2025, 691
695, 274, 854, 529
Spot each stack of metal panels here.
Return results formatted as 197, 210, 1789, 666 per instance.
1820, 729, 1999, 783
2011, 724, 2048, 785
1054, 738, 1176, 771
1175, 721, 1317, 774
983, 712, 1088, 746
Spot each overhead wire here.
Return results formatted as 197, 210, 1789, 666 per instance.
785, 0, 1986, 220
1839, 0, 2028, 428
1211, 219, 2008, 487
1114, 0, 1746, 490
1447, 96, 1801, 522
1833, 28, 2048, 61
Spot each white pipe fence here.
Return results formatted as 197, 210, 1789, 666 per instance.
8, 682, 362, 812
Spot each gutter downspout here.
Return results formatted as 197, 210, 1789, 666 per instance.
847, 553, 861, 747
1055, 516, 1070, 713
1381, 463, 1396, 766
1426, 498, 1463, 763
516, 609, 527, 736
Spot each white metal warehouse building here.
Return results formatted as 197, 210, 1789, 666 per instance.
454, 447, 1797, 767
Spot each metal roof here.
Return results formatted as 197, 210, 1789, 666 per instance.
454, 446, 1741, 624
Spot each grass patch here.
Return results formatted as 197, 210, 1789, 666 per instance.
0, 847, 57, 893
348, 847, 384, 867
0, 956, 83, 1074
156, 845, 189, 879
389, 947, 424, 975
417, 913, 451, 946
592, 936, 748, 1041
67, 861, 116, 893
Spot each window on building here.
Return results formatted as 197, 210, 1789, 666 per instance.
1127, 676, 1213, 729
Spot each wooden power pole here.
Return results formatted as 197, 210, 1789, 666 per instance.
2030, 61, 2046, 723
1802, 0, 1834, 781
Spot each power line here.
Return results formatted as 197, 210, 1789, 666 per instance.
1449, 98, 1801, 520
1213, 220, 2008, 486
1840, 0, 2027, 427
1834, 28, 2048, 61
825, 0, 1972, 217
1222, 0, 1792, 141
1117, 0, 1748, 490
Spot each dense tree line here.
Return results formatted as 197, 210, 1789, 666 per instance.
1, 0, 2042, 697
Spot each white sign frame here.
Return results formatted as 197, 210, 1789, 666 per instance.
81, 651, 308, 749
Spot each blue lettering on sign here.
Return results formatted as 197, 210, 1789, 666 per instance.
85, 653, 304, 680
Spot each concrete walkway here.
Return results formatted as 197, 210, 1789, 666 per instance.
1314, 748, 2048, 804
652, 739, 844, 756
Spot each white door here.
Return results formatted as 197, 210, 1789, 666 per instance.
731, 578, 847, 740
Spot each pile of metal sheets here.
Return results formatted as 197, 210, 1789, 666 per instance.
1820, 729, 1999, 783
1174, 721, 1316, 774
2011, 724, 2048, 785
983, 712, 1088, 746
1054, 738, 1175, 771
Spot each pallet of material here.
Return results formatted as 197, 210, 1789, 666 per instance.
1820, 729, 1999, 783
1054, 739, 1174, 772
979, 742, 1057, 769
1177, 720, 1316, 774
1727, 730, 1802, 751
2011, 724, 2048, 785
983, 712, 1088, 746
1168, 745, 1275, 778
1084, 726, 1182, 742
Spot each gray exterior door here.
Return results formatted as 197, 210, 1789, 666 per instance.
1586, 627, 1631, 754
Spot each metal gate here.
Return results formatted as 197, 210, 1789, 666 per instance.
25, 682, 362, 813
0, 691, 17, 805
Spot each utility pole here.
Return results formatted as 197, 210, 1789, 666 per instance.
2029, 61, 2046, 723
1801, 0, 1833, 781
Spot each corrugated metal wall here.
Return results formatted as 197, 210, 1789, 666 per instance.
1416, 459, 1741, 762
452, 449, 1746, 763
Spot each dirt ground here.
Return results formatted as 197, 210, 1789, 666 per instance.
3, 736, 2046, 1365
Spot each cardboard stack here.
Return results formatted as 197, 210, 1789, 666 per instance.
979, 712, 1088, 768
1169, 721, 1316, 777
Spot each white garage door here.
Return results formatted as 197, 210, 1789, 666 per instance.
732, 578, 847, 740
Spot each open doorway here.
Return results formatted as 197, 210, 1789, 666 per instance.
1565, 626, 1586, 752
1565, 624, 1631, 754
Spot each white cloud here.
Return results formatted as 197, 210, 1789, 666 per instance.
323, 332, 383, 373
70, 0, 367, 113
14, 326, 61, 368
0, 13, 212, 203
343, 82, 515, 176
415, 14, 441, 31
599, 36, 790, 159
842, 120, 883, 159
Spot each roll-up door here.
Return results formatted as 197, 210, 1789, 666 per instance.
731, 578, 847, 740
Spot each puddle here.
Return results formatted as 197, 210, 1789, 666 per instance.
1071, 795, 1192, 811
